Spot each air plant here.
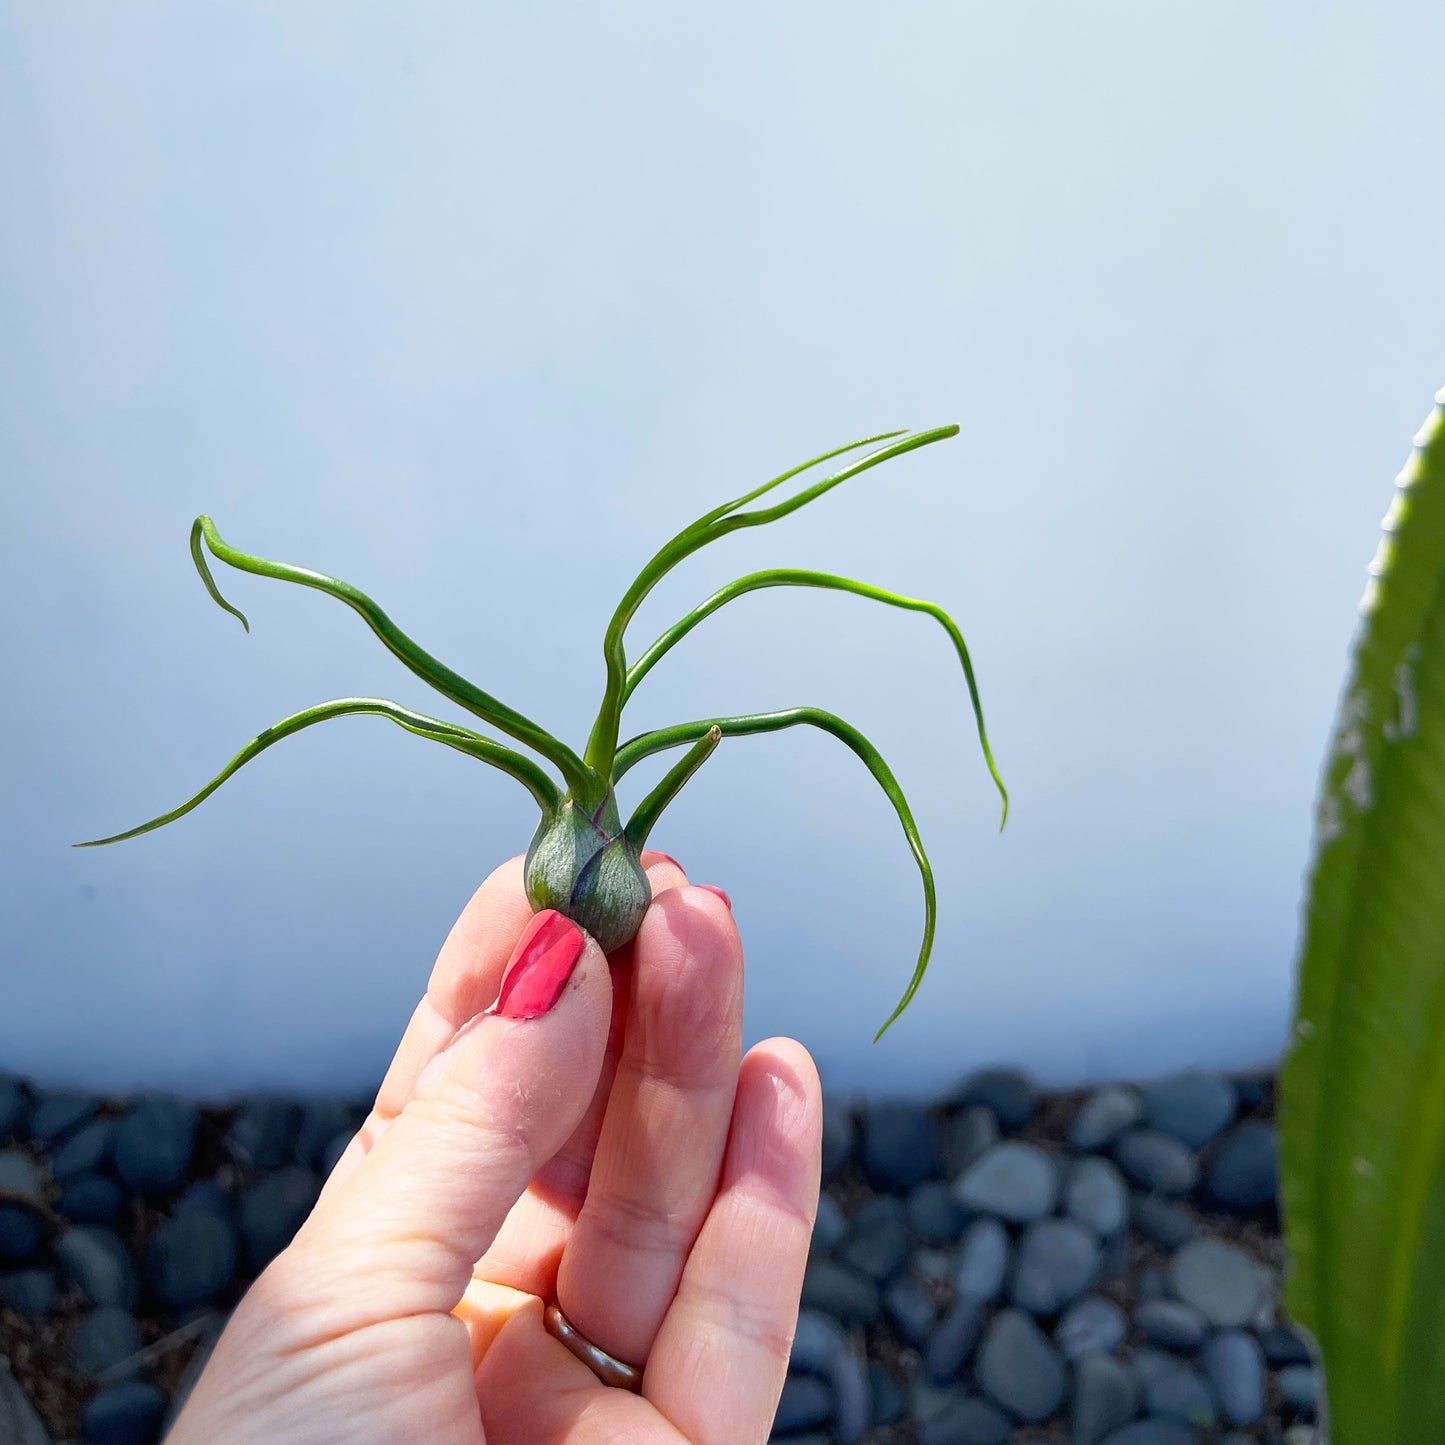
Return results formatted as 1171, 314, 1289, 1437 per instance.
79, 425, 1006, 1038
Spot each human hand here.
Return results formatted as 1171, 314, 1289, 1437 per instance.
166, 853, 823, 1444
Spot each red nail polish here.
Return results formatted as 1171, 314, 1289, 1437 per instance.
495, 910, 585, 1020
698, 885, 732, 911
651, 852, 683, 871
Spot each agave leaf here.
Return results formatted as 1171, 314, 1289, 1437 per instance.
1280, 386, 1445, 1441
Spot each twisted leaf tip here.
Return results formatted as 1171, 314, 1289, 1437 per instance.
191, 517, 250, 632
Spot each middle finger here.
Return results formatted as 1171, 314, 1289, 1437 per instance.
554, 883, 743, 1368
472, 851, 690, 1294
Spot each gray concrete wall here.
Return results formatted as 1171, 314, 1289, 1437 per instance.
4, 2, 1443, 1097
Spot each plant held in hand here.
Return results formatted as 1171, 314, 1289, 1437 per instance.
80, 427, 1006, 1037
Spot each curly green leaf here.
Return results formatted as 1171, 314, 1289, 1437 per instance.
625, 724, 722, 850
625, 568, 1007, 827
614, 707, 936, 1040
75, 696, 559, 847
681, 430, 907, 537
190, 523, 251, 631
190, 517, 593, 800
584, 426, 958, 777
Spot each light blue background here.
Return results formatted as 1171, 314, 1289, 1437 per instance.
3, 3, 1442, 1098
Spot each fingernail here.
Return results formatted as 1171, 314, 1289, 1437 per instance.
651, 852, 683, 870
494, 910, 585, 1020
698, 884, 732, 911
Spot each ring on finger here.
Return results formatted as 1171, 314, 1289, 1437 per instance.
544, 1300, 644, 1392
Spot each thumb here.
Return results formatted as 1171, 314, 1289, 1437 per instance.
292, 909, 612, 1317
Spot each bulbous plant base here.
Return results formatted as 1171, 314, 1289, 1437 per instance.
523, 795, 651, 954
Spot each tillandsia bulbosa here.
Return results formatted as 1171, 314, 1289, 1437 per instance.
79, 426, 1007, 1039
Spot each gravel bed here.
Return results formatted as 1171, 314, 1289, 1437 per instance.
0, 1067, 1319, 1445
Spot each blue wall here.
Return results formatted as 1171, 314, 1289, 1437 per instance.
3, 3, 1443, 1097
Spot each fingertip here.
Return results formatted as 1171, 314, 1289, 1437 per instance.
622, 883, 744, 1083
741, 1038, 823, 1135
643, 883, 744, 974
682, 882, 742, 954
428, 858, 534, 1012
641, 850, 689, 897
730, 1038, 824, 1206
748, 1034, 820, 1083
445, 855, 532, 949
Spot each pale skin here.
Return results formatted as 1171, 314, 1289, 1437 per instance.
167, 852, 824, 1444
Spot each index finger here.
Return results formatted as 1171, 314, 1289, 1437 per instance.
323, 850, 688, 1196
375, 855, 536, 1124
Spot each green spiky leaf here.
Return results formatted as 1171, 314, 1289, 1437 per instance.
1281, 385, 1445, 1440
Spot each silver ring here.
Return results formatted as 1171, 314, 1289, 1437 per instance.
544, 1301, 644, 1392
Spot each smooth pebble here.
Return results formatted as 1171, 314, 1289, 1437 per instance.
1112, 1130, 1198, 1195
1073, 1352, 1140, 1445
1201, 1329, 1265, 1425
939, 1106, 999, 1178
1134, 1299, 1207, 1351
0, 1269, 56, 1317
1140, 1071, 1237, 1149
113, 1097, 198, 1194
917, 1396, 1010, 1445
72, 1307, 143, 1379
1070, 1085, 1143, 1151
975, 1308, 1066, 1422
1277, 1363, 1319, 1414
954, 1143, 1058, 1223
1167, 1238, 1261, 1327
799, 1260, 879, 1328
774, 1373, 833, 1433
1204, 1121, 1277, 1211
862, 1102, 935, 1192
146, 1211, 238, 1309
55, 1227, 138, 1309
925, 1295, 984, 1384
81, 1381, 165, 1445
1009, 1217, 1100, 1315
1055, 1294, 1126, 1360
955, 1216, 1010, 1302
1064, 1157, 1128, 1236
954, 1069, 1037, 1130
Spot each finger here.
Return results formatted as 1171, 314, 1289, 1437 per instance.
555, 885, 743, 1367
640, 849, 690, 894
324, 851, 691, 1203
370, 851, 686, 1143
534, 847, 693, 1207
373, 856, 537, 1120
644, 1038, 822, 1445
288, 911, 612, 1324
474, 855, 692, 1296
318, 855, 537, 1203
